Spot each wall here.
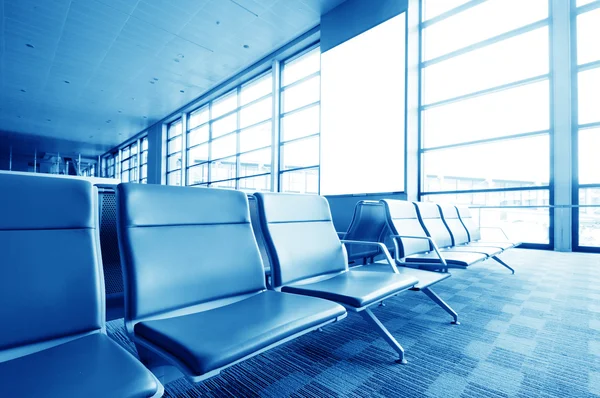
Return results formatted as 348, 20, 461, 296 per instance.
321, 0, 410, 231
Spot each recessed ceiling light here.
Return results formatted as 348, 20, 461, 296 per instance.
150, 81, 155, 84
153, 77, 159, 81
143, 116, 147, 119
106, 120, 112, 123
20, 89, 26, 93
46, 119, 51, 122
118, 110, 122, 113
89, 135, 93, 138
26, 43, 34, 48
216, 21, 220, 25
243, 44, 250, 49
174, 58, 180, 63
180, 90, 185, 93
17, 116, 22, 119
64, 80, 70, 84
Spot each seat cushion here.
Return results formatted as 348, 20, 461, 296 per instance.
444, 245, 503, 257
0, 333, 159, 398
406, 250, 487, 267
282, 270, 418, 308
353, 262, 451, 290
135, 290, 345, 376
471, 241, 517, 250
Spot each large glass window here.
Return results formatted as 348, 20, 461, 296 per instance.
185, 72, 273, 191
420, 0, 551, 245
166, 120, 183, 186
279, 47, 321, 194
575, 1, 600, 248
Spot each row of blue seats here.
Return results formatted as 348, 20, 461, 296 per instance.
0, 174, 516, 397
340, 200, 519, 273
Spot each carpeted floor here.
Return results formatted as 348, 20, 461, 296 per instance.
107, 249, 600, 397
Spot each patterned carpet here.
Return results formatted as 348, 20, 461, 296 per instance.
106, 249, 600, 397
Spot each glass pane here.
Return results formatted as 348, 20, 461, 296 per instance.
239, 174, 271, 192
141, 137, 148, 151
421, 190, 550, 244
240, 122, 272, 153
167, 153, 182, 172
282, 75, 320, 113
211, 179, 236, 189
211, 91, 237, 119
122, 158, 130, 171
188, 163, 209, 185
167, 170, 181, 186
281, 104, 320, 142
131, 142, 138, 154
141, 164, 147, 179
168, 136, 182, 155
577, 8, 600, 65
423, 0, 548, 61
240, 96, 272, 128
283, 48, 320, 86
187, 144, 209, 166
121, 171, 130, 183
281, 136, 320, 171
280, 168, 319, 194
579, 128, 600, 184
189, 106, 209, 129
210, 157, 236, 182
579, 187, 600, 247
241, 73, 273, 105
423, 81, 549, 148
578, 67, 600, 125
239, 148, 272, 177
211, 134, 237, 160
122, 146, 130, 159
423, 27, 549, 104
423, 135, 550, 192
212, 113, 237, 138
131, 155, 137, 168
141, 151, 148, 165
168, 120, 182, 139
130, 168, 137, 182
423, 0, 471, 21
188, 125, 209, 147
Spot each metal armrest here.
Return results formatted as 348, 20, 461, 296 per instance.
341, 240, 399, 273
337, 231, 347, 239
389, 234, 448, 268
479, 226, 510, 241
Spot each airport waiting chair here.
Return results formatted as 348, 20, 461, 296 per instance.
341, 200, 459, 324
0, 174, 163, 398
456, 206, 521, 250
117, 184, 346, 383
381, 199, 487, 270
248, 194, 272, 285
255, 192, 420, 364
438, 204, 514, 274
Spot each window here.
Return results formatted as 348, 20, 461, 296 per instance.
102, 152, 118, 179
185, 72, 274, 190
279, 47, 321, 194
575, 2, 600, 248
120, 141, 138, 183
420, 0, 551, 245
140, 137, 148, 184
167, 120, 183, 186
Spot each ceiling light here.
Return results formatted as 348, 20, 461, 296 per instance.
26, 43, 34, 48
64, 80, 70, 84
20, 89, 26, 93
243, 44, 250, 49
180, 90, 185, 93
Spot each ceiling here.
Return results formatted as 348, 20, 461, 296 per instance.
0, 0, 345, 157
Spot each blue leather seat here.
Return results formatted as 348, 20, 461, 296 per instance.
381, 199, 486, 269
0, 174, 162, 398
456, 206, 520, 250
254, 192, 419, 364
338, 200, 458, 323
117, 184, 346, 382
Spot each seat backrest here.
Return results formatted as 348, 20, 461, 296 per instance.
117, 184, 265, 330
0, 174, 103, 354
456, 206, 481, 241
380, 199, 432, 257
254, 192, 347, 288
413, 202, 454, 248
247, 195, 271, 273
438, 204, 470, 245
343, 201, 394, 262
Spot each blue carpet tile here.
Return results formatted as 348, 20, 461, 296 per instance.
106, 249, 600, 397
